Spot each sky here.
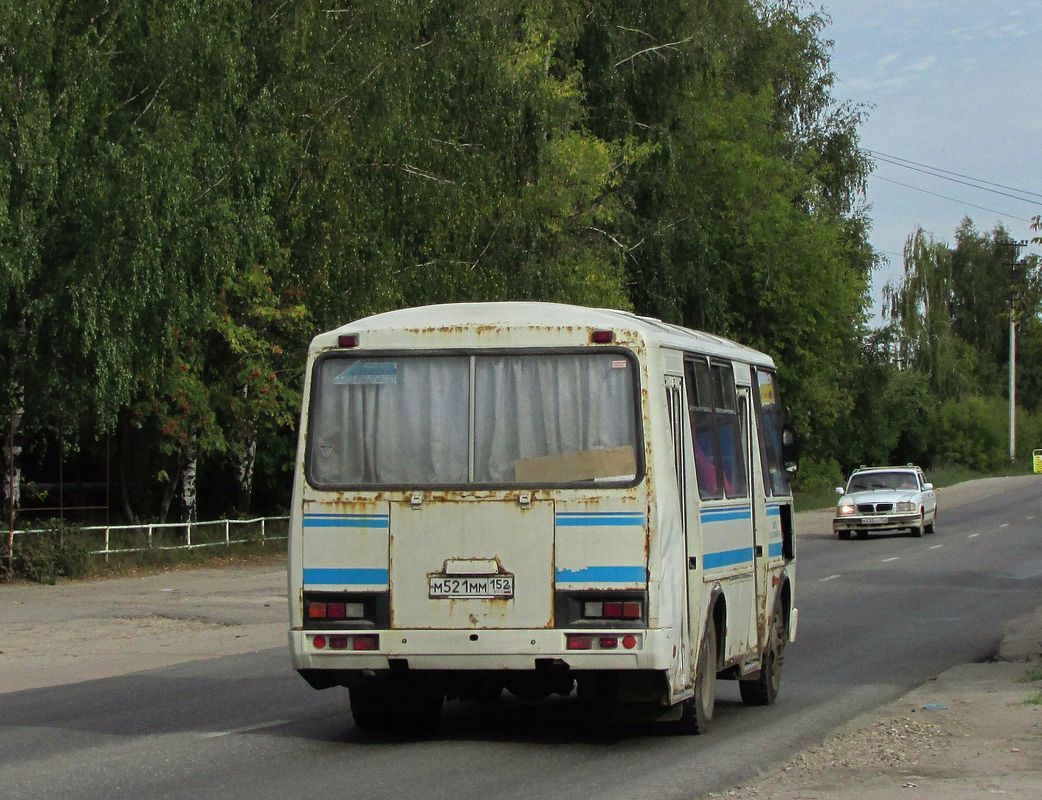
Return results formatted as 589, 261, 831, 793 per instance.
820, 0, 1042, 322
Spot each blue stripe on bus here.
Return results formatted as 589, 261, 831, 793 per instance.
303, 514, 389, 529
555, 566, 647, 583
703, 547, 754, 569
700, 508, 752, 523
303, 568, 389, 585
555, 513, 645, 527
766, 505, 783, 517
768, 541, 784, 557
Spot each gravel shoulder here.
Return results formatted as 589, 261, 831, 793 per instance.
2, 475, 1040, 799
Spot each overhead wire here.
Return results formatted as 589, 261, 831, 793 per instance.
872, 176, 1032, 223
863, 149, 1042, 202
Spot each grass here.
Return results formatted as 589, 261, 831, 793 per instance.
1021, 666, 1042, 683
1023, 691, 1042, 706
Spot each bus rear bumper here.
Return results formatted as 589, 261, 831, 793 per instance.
289, 627, 676, 673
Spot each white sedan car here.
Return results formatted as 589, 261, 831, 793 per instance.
833, 466, 938, 539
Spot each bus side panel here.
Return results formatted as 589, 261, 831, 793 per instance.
301, 501, 390, 593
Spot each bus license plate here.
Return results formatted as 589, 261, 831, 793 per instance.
429, 575, 514, 599
862, 516, 884, 524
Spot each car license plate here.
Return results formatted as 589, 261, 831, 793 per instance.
862, 516, 884, 525
429, 575, 514, 598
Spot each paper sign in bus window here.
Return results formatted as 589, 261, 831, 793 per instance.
333, 361, 398, 385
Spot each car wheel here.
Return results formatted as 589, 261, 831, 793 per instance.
910, 511, 924, 537
838, 529, 851, 540
856, 529, 868, 539
925, 509, 937, 534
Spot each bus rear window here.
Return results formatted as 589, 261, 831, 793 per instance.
306, 351, 640, 488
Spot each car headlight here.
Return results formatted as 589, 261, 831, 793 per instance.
837, 503, 856, 516
895, 501, 916, 512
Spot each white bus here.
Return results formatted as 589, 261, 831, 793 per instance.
288, 302, 798, 732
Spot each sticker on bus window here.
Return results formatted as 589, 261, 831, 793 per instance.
333, 361, 398, 385
611, 360, 628, 369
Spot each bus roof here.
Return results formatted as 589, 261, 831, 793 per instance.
313, 302, 776, 368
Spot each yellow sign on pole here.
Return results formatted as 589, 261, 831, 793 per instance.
1034, 449, 1042, 474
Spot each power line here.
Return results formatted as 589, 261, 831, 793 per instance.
868, 152, 1042, 206
863, 148, 1042, 202
872, 176, 1032, 222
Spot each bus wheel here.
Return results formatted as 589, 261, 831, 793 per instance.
740, 596, 786, 706
679, 621, 717, 734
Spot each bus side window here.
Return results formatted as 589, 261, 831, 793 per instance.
712, 364, 747, 499
685, 359, 722, 500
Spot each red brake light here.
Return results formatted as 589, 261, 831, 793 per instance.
603, 601, 623, 618
308, 602, 328, 620
326, 602, 346, 620
566, 635, 593, 650
622, 634, 638, 650
352, 635, 379, 651
599, 637, 618, 649
622, 601, 642, 619
591, 329, 615, 344
312, 635, 327, 649
338, 333, 359, 348
329, 635, 349, 650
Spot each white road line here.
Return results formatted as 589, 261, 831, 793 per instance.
929, 544, 944, 550
968, 533, 980, 538
200, 719, 290, 738
819, 574, 842, 582
1000, 523, 1010, 528
1027, 515, 1036, 520
881, 557, 900, 563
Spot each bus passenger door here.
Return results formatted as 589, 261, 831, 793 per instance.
737, 386, 761, 653
665, 375, 692, 691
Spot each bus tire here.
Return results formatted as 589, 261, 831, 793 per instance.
679, 620, 717, 734
740, 595, 786, 706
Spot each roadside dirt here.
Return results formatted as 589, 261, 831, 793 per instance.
1, 475, 1040, 799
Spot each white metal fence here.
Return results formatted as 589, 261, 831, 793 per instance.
11, 516, 289, 558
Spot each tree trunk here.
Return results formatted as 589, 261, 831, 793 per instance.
3, 399, 24, 574
235, 430, 256, 516
118, 416, 138, 524
180, 442, 198, 523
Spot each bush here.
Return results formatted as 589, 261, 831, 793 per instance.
791, 456, 844, 493
15, 519, 92, 584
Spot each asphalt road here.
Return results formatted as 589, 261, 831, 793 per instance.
3, 479, 1041, 800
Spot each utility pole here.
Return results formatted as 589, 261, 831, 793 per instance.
999, 239, 1027, 462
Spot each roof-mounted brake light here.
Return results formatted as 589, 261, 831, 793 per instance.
591, 329, 615, 344
338, 334, 359, 348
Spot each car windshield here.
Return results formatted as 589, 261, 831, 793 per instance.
847, 471, 918, 492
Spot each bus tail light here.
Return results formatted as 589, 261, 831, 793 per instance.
566, 633, 642, 651
310, 634, 378, 651
582, 598, 643, 621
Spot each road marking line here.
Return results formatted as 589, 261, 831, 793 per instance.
929, 544, 944, 550
201, 719, 290, 738
1027, 515, 1035, 520
819, 574, 841, 582
881, 557, 900, 563
1000, 523, 1010, 528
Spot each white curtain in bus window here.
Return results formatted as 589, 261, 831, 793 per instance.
712, 364, 748, 498
755, 368, 790, 496
473, 353, 638, 483
308, 356, 470, 485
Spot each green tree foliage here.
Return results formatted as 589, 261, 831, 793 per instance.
2, 0, 878, 521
